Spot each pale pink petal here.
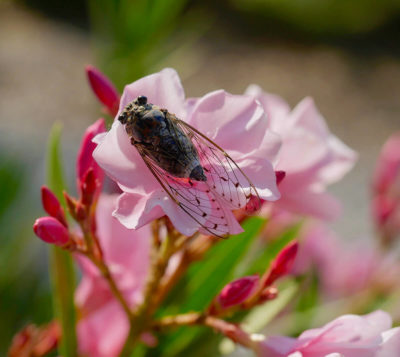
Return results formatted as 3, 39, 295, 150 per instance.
78, 301, 128, 357
377, 327, 400, 357
188, 90, 269, 155
274, 187, 341, 221
234, 155, 280, 201
245, 85, 291, 131
93, 121, 159, 194
288, 97, 329, 138
114, 191, 199, 236
119, 68, 186, 118
317, 135, 358, 185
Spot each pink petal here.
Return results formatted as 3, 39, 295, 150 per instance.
377, 327, 400, 356
288, 97, 329, 139
274, 186, 341, 221
77, 301, 129, 357
93, 121, 159, 195
119, 68, 186, 118
188, 90, 270, 156
245, 85, 291, 131
234, 155, 280, 201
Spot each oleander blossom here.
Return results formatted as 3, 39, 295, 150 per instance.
255, 310, 400, 357
76, 194, 150, 357
246, 85, 357, 221
93, 68, 281, 236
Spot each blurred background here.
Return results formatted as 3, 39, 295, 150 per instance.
1, 0, 400, 354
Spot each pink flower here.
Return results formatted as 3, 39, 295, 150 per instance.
372, 132, 400, 244
93, 68, 281, 236
256, 310, 400, 357
33, 217, 69, 246
76, 194, 150, 357
246, 86, 357, 221
86, 66, 120, 116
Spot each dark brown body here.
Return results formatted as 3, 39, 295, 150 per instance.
118, 96, 206, 181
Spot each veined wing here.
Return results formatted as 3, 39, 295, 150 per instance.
136, 147, 232, 238
169, 115, 261, 213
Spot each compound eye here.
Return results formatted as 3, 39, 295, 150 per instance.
137, 96, 147, 105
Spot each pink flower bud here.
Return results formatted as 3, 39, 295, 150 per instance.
33, 217, 69, 246
80, 168, 99, 206
275, 170, 286, 185
77, 118, 106, 199
263, 240, 299, 286
40, 186, 67, 226
214, 275, 259, 312
246, 195, 262, 213
86, 65, 120, 116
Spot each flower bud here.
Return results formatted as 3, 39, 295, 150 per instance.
86, 65, 120, 116
80, 168, 99, 206
275, 170, 286, 185
263, 240, 299, 287
33, 217, 69, 246
246, 195, 262, 213
40, 186, 67, 226
210, 275, 259, 314
8, 322, 60, 357
77, 118, 105, 200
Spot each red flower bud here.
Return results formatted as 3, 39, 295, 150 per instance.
246, 195, 263, 213
263, 240, 299, 286
275, 170, 286, 185
211, 275, 259, 313
33, 217, 69, 246
80, 168, 99, 206
86, 65, 120, 116
77, 118, 105, 200
40, 186, 67, 226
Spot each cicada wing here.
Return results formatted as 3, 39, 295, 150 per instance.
171, 117, 261, 213
137, 149, 232, 238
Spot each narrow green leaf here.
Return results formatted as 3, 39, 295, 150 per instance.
183, 217, 267, 311
46, 123, 77, 357
243, 279, 299, 332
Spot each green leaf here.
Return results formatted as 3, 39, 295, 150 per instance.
243, 279, 299, 332
46, 123, 77, 357
183, 217, 267, 312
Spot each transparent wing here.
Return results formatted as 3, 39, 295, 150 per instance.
136, 147, 232, 238
171, 117, 261, 213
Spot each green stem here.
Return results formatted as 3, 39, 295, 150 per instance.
120, 225, 178, 355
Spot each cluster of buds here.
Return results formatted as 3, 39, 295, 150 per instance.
33, 119, 106, 253
208, 241, 298, 316
8, 322, 60, 357
372, 133, 400, 247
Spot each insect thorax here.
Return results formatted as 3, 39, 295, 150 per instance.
119, 99, 204, 180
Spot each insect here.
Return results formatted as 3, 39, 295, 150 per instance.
118, 95, 260, 238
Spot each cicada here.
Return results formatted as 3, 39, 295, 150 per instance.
118, 95, 260, 238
